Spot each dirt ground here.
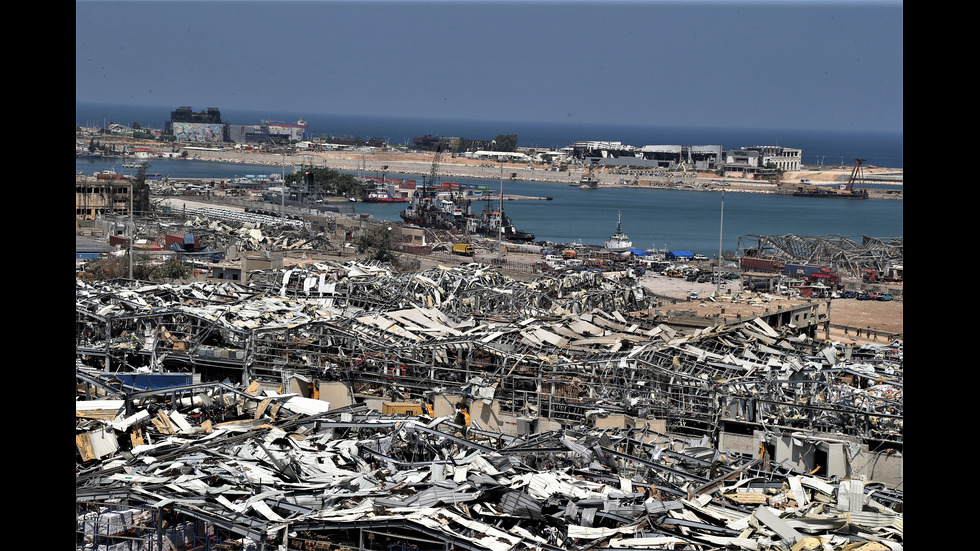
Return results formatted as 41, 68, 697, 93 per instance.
821, 296, 903, 343
636, 271, 902, 340
637, 272, 903, 344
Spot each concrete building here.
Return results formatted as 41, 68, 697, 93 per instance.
740, 145, 803, 171
571, 141, 724, 170
76, 176, 131, 220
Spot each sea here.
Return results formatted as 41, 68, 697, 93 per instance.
76, 102, 903, 256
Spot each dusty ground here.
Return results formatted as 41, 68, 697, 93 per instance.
637, 271, 903, 344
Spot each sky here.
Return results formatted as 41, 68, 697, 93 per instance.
76, 0, 903, 133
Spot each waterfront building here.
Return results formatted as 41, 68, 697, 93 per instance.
571, 141, 725, 170
739, 145, 802, 171
75, 176, 131, 220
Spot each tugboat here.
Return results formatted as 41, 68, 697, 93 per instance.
401, 149, 534, 241
400, 182, 478, 233
476, 201, 535, 242
604, 211, 633, 252
363, 181, 409, 203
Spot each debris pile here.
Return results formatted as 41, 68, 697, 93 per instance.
77, 261, 903, 549
735, 234, 903, 278
76, 376, 903, 550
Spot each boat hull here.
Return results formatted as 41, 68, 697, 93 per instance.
793, 190, 869, 199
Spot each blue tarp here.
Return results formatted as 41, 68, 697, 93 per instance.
114, 373, 194, 390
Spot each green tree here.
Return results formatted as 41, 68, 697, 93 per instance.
134, 259, 190, 281
133, 163, 152, 214
453, 137, 470, 154
132, 121, 142, 130
493, 134, 518, 152
287, 167, 367, 197
356, 225, 396, 262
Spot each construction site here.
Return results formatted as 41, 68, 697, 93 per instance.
76, 200, 903, 551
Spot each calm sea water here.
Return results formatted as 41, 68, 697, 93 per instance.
76, 156, 903, 256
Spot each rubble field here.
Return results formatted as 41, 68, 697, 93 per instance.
77, 257, 903, 551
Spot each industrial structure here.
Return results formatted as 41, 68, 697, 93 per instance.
736, 234, 903, 279
75, 187, 902, 550
567, 142, 801, 175
161, 106, 308, 144
76, 261, 903, 550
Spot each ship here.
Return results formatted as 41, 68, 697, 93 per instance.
400, 183, 535, 241
400, 184, 479, 233
401, 145, 534, 240
476, 200, 535, 242
793, 158, 870, 199
604, 211, 633, 252
362, 181, 408, 203
578, 173, 599, 189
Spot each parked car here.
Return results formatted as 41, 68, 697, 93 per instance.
876, 292, 894, 301
838, 290, 856, 299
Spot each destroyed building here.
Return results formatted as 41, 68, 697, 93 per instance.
77, 260, 902, 550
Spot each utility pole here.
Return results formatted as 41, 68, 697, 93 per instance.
280, 143, 286, 218
716, 188, 724, 297
129, 166, 134, 280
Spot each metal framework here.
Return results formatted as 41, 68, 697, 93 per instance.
736, 234, 903, 277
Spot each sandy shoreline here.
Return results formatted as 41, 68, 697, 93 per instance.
183, 148, 902, 197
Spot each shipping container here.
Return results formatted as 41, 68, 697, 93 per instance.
109, 235, 131, 247
382, 402, 424, 416
165, 233, 199, 250
740, 257, 782, 272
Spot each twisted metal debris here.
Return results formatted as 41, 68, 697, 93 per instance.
76, 261, 903, 550
735, 234, 903, 278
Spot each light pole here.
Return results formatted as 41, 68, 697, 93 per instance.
280, 143, 286, 218
716, 188, 724, 297
129, 168, 134, 280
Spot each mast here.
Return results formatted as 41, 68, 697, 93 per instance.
498, 162, 503, 261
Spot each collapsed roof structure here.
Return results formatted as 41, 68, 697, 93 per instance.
735, 235, 903, 278
76, 262, 903, 550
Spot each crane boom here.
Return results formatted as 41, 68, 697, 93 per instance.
844, 158, 866, 192
428, 142, 443, 187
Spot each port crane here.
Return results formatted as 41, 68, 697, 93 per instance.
792, 158, 869, 199
840, 158, 868, 195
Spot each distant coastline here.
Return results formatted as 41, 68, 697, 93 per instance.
177, 148, 902, 199
76, 102, 904, 169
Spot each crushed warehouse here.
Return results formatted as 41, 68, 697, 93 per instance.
76, 257, 902, 550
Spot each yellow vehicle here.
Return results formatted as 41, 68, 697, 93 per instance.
452, 243, 475, 256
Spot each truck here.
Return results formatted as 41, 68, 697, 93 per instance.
864, 266, 903, 283
452, 243, 475, 256
808, 267, 841, 286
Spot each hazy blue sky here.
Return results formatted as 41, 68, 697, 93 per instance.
76, 0, 903, 133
